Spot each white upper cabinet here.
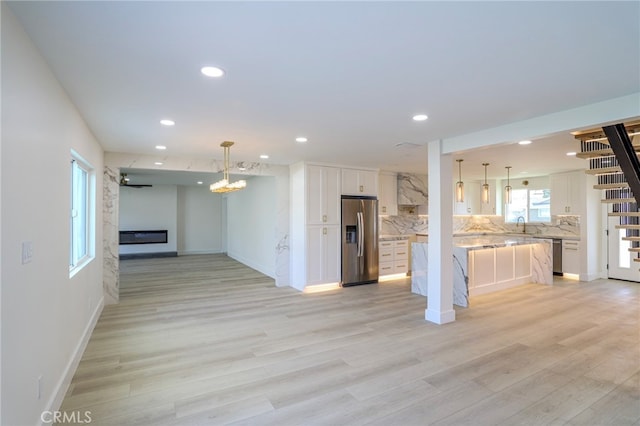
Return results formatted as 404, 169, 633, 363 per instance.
378, 171, 398, 215
550, 171, 584, 215
307, 165, 341, 225
342, 168, 378, 196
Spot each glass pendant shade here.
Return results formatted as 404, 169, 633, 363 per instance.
504, 166, 512, 204
482, 183, 490, 204
455, 159, 464, 203
456, 181, 464, 203
482, 163, 490, 204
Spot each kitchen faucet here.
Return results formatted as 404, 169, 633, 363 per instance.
516, 216, 526, 234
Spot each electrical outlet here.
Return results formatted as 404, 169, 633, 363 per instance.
22, 241, 33, 264
37, 375, 42, 399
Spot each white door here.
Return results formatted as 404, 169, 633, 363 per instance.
608, 216, 640, 282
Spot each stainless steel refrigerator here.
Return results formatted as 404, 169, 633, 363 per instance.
341, 196, 379, 286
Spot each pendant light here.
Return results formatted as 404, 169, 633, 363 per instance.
210, 141, 247, 193
482, 163, 490, 204
504, 166, 512, 204
455, 159, 464, 203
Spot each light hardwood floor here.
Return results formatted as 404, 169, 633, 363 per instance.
60, 254, 640, 425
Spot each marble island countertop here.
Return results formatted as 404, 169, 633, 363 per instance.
452, 235, 552, 250
453, 232, 579, 241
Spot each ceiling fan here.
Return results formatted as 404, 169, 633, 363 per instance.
119, 173, 152, 188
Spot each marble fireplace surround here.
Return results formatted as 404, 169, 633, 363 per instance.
103, 152, 290, 304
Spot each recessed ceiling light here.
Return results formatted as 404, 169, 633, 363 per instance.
260, 154, 269, 159
566, 152, 577, 156
518, 140, 532, 145
160, 119, 175, 126
296, 137, 308, 143
201, 66, 225, 78
412, 114, 428, 121
155, 145, 167, 150
154, 162, 163, 166
197, 181, 203, 185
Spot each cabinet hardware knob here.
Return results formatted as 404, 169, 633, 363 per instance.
322, 215, 327, 222
359, 185, 364, 192
323, 227, 327, 235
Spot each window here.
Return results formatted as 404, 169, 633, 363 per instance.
505, 188, 550, 223
70, 152, 94, 275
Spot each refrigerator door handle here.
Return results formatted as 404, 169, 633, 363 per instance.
357, 212, 364, 257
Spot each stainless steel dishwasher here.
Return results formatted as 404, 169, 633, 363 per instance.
552, 239, 562, 275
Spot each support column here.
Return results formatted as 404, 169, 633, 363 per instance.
426, 140, 455, 324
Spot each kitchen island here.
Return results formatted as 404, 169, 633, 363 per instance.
411, 235, 553, 307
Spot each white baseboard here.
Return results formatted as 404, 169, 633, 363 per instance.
581, 271, 604, 281
425, 308, 456, 324
177, 249, 222, 256
226, 251, 275, 279
42, 297, 104, 425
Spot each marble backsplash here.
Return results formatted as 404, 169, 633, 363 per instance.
381, 214, 580, 238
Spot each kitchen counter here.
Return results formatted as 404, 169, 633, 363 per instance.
379, 235, 411, 241
453, 232, 579, 241
453, 235, 553, 249
411, 236, 553, 307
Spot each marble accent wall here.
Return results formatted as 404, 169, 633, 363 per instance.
382, 214, 580, 238
103, 166, 120, 304
274, 171, 290, 287
397, 173, 428, 205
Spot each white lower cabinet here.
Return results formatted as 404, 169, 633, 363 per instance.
306, 225, 341, 285
562, 240, 580, 275
469, 245, 532, 295
379, 239, 409, 275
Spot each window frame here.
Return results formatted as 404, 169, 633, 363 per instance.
69, 151, 95, 276
505, 187, 551, 223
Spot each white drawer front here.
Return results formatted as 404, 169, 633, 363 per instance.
393, 247, 408, 259
379, 261, 395, 275
394, 239, 408, 247
379, 241, 394, 249
379, 247, 394, 261
393, 260, 408, 273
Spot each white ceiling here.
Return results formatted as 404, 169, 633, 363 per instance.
8, 1, 640, 181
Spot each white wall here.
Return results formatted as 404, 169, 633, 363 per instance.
119, 184, 224, 256
226, 177, 277, 278
119, 185, 178, 254
177, 186, 223, 255
1, 5, 105, 425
